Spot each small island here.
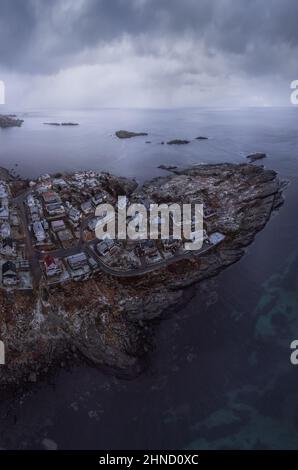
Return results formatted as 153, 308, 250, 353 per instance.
0, 115, 24, 128
167, 139, 190, 145
44, 122, 79, 126
115, 130, 148, 139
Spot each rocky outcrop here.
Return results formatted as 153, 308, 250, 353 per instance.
158, 164, 178, 170
167, 139, 190, 145
0, 163, 286, 387
61, 122, 79, 126
101, 173, 138, 196
0, 115, 23, 128
246, 152, 267, 162
115, 130, 148, 139
44, 122, 79, 126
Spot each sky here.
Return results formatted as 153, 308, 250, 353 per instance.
0, 0, 297, 109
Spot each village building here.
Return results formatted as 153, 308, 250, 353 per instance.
0, 205, 9, 220
1, 238, 15, 256
68, 207, 81, 224
33, 221, 46, 242
67, 252, 88, 271
0, 222, 11, 239
51, 219, 66, 232
2, 261, 17, 286
81, 200, 93, 215
43, 255, 62, 277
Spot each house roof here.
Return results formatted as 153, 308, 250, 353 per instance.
44, 255, 58, 268
3, 237, 13, 248
2, 261, 16, 274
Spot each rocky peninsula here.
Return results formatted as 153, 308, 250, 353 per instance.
0, 163, 285, 387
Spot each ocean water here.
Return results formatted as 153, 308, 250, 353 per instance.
1, 107, 298, 449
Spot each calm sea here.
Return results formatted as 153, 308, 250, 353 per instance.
1, 107, 298, 449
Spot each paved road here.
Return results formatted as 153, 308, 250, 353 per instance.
13, 190, 42, 287
85, 240, 215, 278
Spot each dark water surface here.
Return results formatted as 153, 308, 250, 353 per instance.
1, 107, 298, 449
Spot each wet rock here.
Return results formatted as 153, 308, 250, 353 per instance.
61, 122, 79, 126
167, 139, 190, 145
115, 130, 148, 139
246, 152, 267, 162
158, 164, 178, 170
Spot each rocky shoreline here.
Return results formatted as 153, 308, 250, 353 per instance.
0, 163, 286, 388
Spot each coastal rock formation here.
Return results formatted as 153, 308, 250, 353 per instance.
115, 130, 148, 139
61, 122, 79, 126
246, 152, 267, 162
44, 122, 79, 126
0, 115, 23, 128
167, 139, 190, 145
101, 173, 138, 196
0, 163, 285, 387
158, 164, 178, 170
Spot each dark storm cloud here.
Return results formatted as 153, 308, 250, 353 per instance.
0, 0, 297, 77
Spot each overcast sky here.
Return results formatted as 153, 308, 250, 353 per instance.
0, 0, 297, 109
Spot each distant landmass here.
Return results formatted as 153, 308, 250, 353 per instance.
0, 115, 24, 128
44, 122, 79, 126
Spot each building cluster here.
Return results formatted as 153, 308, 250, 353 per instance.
0, 180, 32, 289
0, 169, 226, 290
25, 171, 113, 285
